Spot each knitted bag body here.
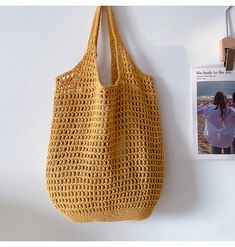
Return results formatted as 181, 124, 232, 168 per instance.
46, 6, 164, 223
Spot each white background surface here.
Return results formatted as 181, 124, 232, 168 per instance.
0, 6, 235, 241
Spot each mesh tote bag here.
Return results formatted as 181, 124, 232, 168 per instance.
46, 6, 164, 223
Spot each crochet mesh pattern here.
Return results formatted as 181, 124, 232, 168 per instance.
46, 6, 164, 223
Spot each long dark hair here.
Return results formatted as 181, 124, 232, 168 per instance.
213, 91, 226, 121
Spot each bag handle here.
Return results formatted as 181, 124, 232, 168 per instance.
88, 6, 121, 51
86, 6, 124, 84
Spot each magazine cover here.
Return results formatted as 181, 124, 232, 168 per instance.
192, 66, 235, 159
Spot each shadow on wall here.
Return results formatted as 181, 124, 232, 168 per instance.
153, 72, 198, 217
228, 7, 235, 37
114, 6, 199, 217
0, 202, 98, 241
151, 47, 198, 217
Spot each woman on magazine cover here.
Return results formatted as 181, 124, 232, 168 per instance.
197, 91, 235, 154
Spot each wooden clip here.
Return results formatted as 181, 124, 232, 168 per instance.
224, 48, 235, 71
220, 6, 235, 71
220, 37, 235, 70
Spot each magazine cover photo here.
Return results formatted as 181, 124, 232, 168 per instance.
194, 67, 235, 157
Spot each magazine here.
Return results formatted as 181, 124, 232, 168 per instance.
192, 65, 235, 159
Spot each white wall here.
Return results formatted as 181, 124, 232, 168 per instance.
0, 6, 235, 241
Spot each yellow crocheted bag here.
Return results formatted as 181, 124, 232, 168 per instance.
46, 6, 164, 222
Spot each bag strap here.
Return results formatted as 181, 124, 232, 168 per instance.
86, 6, 124, 84
88, 6, 121, 51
